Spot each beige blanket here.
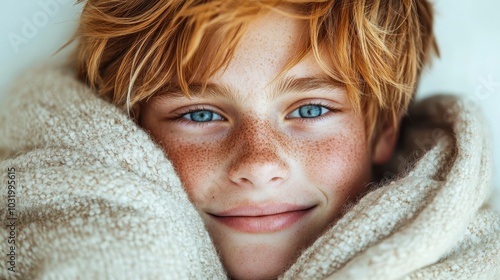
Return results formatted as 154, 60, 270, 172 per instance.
0, 66, 499, 279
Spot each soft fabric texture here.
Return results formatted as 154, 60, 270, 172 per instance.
0, 66, 498, 279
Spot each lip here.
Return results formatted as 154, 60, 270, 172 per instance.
210, 204, 315, 233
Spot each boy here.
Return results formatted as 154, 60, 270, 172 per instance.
1, 0, 498, 279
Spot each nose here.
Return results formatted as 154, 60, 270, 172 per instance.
227, 123, 290, 188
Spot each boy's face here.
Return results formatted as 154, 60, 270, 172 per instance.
140, 11, 392, 280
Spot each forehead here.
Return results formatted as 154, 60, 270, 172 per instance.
157, 9, 346, 106
206, 11, 317, 92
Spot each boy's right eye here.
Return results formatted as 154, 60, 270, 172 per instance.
182, 110, 224, 122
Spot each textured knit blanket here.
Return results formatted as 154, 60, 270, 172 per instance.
0, 66, 499, 279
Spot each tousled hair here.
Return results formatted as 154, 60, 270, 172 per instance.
74, 0, 438, 139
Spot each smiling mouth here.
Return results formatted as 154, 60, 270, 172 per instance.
209, 205, 316, 233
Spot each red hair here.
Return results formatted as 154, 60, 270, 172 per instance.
73, 0, 438, 138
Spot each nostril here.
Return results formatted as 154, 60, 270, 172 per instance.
237, 177, 251, 184
270, 177, 281, 183
227, 155, 290, 188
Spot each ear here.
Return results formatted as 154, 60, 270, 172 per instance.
372, 121, 399, 165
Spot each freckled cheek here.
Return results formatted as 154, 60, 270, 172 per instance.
162, 141, 225, 204
300, 134, 371, 196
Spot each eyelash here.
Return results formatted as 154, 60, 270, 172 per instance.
286, 101, 340, 122
170, 106, 226, 126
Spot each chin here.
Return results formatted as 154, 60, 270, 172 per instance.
229, 266, 284, 280
223, 244, 295, 280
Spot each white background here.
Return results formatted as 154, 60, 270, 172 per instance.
0, 0, 499, 210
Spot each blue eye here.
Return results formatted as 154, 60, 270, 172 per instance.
288, 105, 330, 119
183, 110, 223, 122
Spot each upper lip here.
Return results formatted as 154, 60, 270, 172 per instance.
211, 203, 316, 217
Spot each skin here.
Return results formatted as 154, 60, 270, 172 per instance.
140, 11, 396, 280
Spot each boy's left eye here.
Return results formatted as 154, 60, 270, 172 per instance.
288, 105, 330, 119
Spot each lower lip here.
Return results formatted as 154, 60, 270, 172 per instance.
211, 208, 313, 233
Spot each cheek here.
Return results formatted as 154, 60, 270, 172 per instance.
300, 128, 372, 198
162, 141, 224, 204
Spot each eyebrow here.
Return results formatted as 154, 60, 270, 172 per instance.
156, 75, 343, 102
271, 75, 343, 99
156, 83, 235, 101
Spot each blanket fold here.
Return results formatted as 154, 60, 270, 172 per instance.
0, 66, 499, 279
0, 66, 227, 279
